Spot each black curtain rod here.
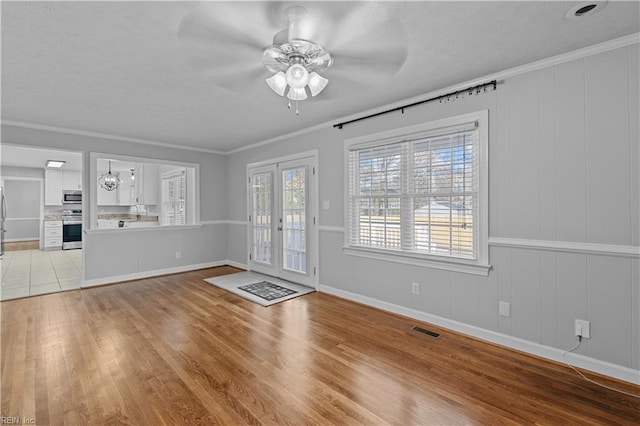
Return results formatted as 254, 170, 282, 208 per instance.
333, 80, 498, 130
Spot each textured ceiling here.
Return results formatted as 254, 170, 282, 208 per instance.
2, 1, 639, 152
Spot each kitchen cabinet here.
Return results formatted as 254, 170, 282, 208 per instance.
96, 160, 158, 206
62, 171, 82, 190
119, 172, 134, 206
96, 171, 135, 206
44, 220, 62, 250
135, 164, 157, 205
44, 170, 63, 206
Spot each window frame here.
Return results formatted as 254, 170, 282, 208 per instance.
161, 169, 187, 226
343, 110, 490, 276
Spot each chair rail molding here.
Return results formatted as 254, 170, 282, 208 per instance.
488, 237, 640, 258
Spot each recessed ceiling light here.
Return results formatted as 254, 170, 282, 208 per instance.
566, 1, 608, 20
45, 160, 66, 168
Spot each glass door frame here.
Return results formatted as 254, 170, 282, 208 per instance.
246, 150, 318, 289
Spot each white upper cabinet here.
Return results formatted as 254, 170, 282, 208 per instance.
141, 164, 158, 205
62, 171, 82, 191
44, 169, 63, 205
96, 160, 159, 206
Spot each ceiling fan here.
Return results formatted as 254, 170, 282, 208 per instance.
178, 2, 408, 115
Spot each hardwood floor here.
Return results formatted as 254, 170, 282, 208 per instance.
1, 266, 638, 425
3, 241, 39, 252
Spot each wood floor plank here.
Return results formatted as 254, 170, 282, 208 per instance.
1, 266, 639, 425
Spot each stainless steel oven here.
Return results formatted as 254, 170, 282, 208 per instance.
62, 191, 82, 204
62, 213, 82, 250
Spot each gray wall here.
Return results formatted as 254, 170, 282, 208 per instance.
0, 125, 228, 280
226, 44, 639, 372
1, 167, 43, 241
1, 165, 44, 179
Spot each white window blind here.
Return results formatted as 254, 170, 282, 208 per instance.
348, 122, 479, 260
162, 170, 186, 226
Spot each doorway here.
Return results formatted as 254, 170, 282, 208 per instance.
0, 144, 84, 301
247, 151, 318, 288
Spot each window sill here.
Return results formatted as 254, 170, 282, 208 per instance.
85, 224, 204, 235
343, 245, 491, 276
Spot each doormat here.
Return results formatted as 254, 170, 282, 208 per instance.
204, 271, 315, 306
239, 281, 297, 301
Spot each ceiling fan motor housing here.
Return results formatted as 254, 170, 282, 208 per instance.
263, 37, 333, 74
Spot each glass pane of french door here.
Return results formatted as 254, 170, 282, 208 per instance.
251, 171, 273, 265
281, 167, 307, 274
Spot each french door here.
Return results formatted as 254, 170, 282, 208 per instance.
248, 154, 316, 287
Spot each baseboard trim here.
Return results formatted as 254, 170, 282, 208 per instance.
318, 284, 640, 385
225, 260, 248, 270
81, 260, 241, 288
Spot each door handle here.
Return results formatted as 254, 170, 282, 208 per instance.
278, 218, 283, 231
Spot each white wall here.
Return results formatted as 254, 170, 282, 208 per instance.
225, 44, 639, 380
0, 125, 229, 281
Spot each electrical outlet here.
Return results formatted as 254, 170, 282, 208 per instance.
175, 251, 181, 259
135, 259, 142, 268
575, 319, 590, 339
411, 282, 420, 295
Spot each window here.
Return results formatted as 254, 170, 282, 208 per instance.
161, 169, 186, 226
345, 111, 489, 275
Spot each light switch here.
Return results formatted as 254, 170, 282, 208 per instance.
322, 200, 330, 210
499, 301, 511, 317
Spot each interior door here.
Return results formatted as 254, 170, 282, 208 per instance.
248, 155, 316, 287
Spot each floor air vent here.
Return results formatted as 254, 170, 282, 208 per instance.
412, 326, 441, 338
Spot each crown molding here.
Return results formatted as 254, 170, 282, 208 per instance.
225, 121, 331, 155
3, 33, 638, 156
0, 120, 226, 155
229, 32, 640, 155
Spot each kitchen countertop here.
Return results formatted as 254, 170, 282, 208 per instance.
97, 214, 159, 222
44, 215, 63, 221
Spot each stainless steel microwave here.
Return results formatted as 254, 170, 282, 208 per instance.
62, 191, 82, 204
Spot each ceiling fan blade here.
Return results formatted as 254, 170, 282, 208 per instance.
321, 2, 402, 50
178, 3, 273, 51
204, 62, 268, 92
331, 42, 408, 79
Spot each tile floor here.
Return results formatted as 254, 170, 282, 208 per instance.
1, 249, 82, 301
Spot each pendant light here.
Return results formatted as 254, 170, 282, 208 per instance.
98, 160, 121, 191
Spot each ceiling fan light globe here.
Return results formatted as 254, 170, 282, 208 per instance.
308, 72, 328, 97
266, 71, 287, 96
286, 63, 309, 89
286, 87, 308, 101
